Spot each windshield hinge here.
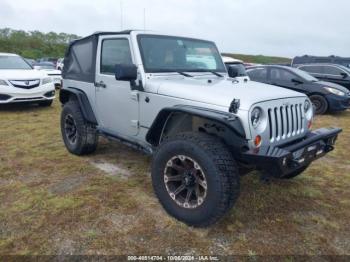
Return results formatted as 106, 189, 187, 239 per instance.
229, 99, 240, 114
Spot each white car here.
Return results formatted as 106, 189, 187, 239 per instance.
56, 58, 64, 71
0, 53, 55, 106
222, 56, 250, 82
34, 62, 62, 88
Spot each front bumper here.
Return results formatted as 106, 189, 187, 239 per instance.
241, 127, 342, 177
326, 94, 350, 111
0, 84, 55, 104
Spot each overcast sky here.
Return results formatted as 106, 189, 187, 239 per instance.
0, 0, 349, 58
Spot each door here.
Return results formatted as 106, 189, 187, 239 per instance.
95, 36, 139, 136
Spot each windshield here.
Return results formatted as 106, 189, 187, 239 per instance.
289, 67, 318, 82
0, 55, 32, 70
138, 35, 226, 73
337, 64, 350, 73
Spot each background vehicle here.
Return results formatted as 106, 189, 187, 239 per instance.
222, 56, 249, 81
59, 31, 341, 227
24, 58, 36, 67
297, 64, 350, 91
56, 58, 64, 70
37, 57, 58, 67
292, 55, 350, 68
0, 53, 55, 106
246, 65, 350, 114
34, 62, 62, 88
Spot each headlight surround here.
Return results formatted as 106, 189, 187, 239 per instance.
325, 87, 345, 96
251, 107, 262, 129
42, 77, 53, 85
0, 79, 9, 86
304, 99, 311, 113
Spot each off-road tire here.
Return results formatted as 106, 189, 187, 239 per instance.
61, 99, 98, 155
280, 165, 309, 179
38, 100, 53, 107
310, 95, 328, 115
151, 132, 240, 227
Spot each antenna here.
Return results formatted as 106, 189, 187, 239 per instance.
143, 8, 146, 31
120, 0, 123, 30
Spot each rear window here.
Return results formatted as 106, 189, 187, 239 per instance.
62, 35, 98, 83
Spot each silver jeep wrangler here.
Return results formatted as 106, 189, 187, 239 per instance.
60, 30, 341, 227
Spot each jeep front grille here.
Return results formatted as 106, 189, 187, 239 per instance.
267, 103, 304, 142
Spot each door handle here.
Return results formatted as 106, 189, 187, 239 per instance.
95, 81, 107, 88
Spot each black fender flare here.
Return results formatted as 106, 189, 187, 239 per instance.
59, 87, 98, 125
146, 105, 247, 147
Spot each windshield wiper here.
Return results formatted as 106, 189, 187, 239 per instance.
191, 69, 224, 77
176, 71, 193, 77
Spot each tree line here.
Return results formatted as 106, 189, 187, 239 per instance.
0, 28, 80, 59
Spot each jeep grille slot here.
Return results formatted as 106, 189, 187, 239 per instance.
268, 103, 304, 142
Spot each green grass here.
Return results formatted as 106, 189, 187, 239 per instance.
0, 100, 349, 255
222, 53, 291, 64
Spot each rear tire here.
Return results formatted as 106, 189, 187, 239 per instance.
310, 95, 328, 115
38, 100, 53, 107
61, 99, 98, 155
151, 132, 240, 227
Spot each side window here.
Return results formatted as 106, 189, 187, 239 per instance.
323, 66, 342, 76
299, 66, 323, 74
270, 69, 295, 81
246, 68, 267, 80
100, 38, 132, 74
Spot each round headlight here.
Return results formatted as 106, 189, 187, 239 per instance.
251, 107, 262, 128
304, 100, 311, 113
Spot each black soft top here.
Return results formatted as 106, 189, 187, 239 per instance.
62, 30, 133, 83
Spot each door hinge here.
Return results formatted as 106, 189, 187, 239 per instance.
131, 91, 139, 101
131, 120, 139, 128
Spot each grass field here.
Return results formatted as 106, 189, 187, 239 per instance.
0, 99, 349, 256
222, 53, 291, 64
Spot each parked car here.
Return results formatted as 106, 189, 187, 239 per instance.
37, 57, 58, 67
246, 65, 350, 114
292, 55, 350, 68
59, 30, 341, 227
34, 62, 62, 89
0, 53, 55, 106
222, 56, 249, 81
56, 58, 64, 71
24, 58, 36, 67
296, 64, 350, 91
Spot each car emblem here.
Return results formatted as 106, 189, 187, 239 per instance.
25, 81, 30, 86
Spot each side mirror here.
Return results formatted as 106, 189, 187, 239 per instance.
291, 78, 303, 85
340, 72, 348, 78
227, 65, 239, 78
115, 64, 137, 81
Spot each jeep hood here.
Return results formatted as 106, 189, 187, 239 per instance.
0, 69, 47, 80
146, 77, 306, 110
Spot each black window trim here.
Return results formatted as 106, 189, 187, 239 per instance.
99, 37, 134, 76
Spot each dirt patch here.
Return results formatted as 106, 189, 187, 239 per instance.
91, 160, 132, 178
